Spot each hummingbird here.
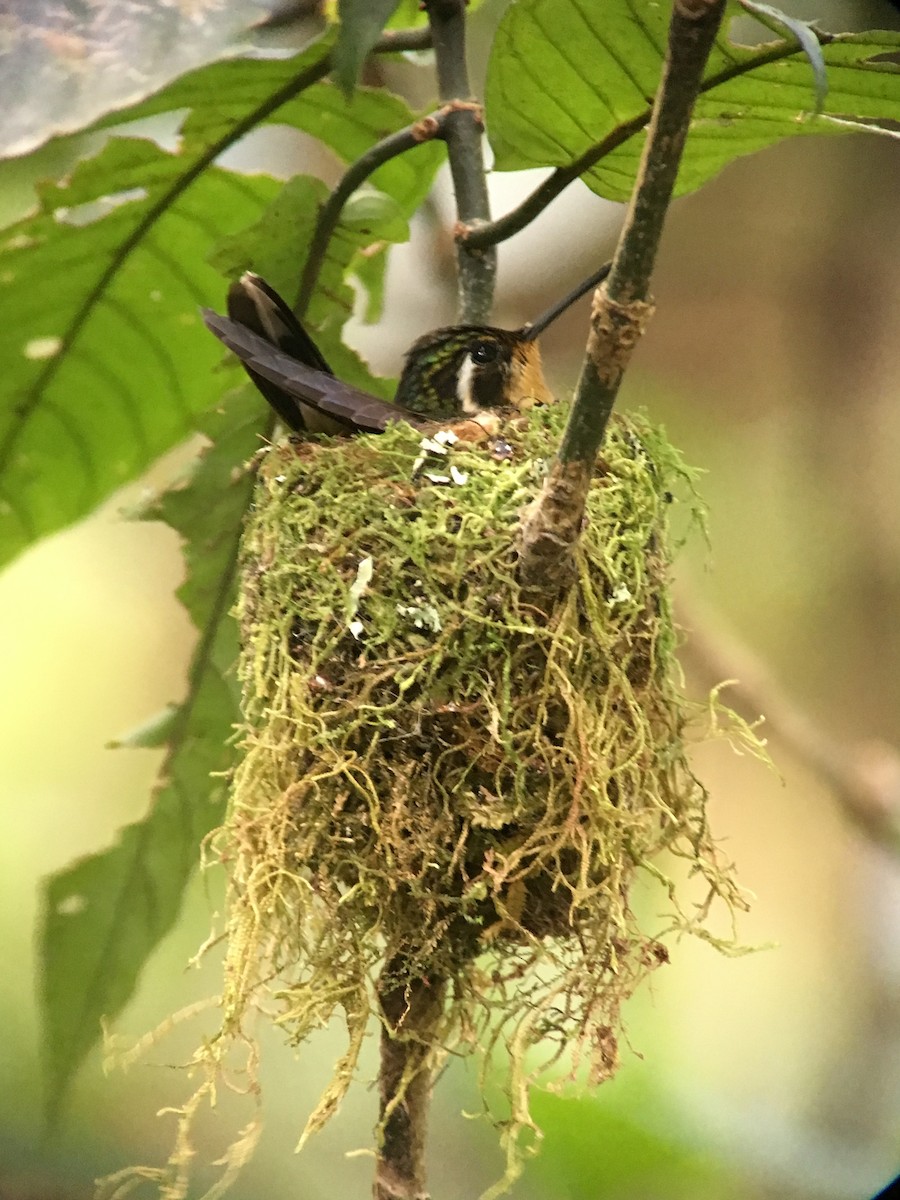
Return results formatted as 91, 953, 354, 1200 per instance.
201, 263, 611, 436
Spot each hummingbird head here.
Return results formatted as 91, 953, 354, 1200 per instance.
395, 326, 553, 420
393, 263, 613, 422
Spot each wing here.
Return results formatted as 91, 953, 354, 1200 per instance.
202, 309, 424, 435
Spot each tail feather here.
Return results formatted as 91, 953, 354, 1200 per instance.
202, 305, 417, 436
227, 273, 334, 376
222, 273, 340, 433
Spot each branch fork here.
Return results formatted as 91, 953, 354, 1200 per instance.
517, 0, 726, 598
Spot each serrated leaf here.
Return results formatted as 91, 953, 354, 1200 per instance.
0, 39, 442, 569
27, 27, 445, 1113
334, 0, 403, 96
91, 53, 438, 220
34, 63, 445, 1108
39, 388, 264, 1120
486, 0, 900, 203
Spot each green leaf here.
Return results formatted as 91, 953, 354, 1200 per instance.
531, 1089, 737, 1200
90, 51, 439, 220
34, 69, 444, 1107
334, 0, 403, 96
485, 0, 900, 203
343, 189, 409, 241
0, 39, 441, 569
340, 190, 408, 326
387, 0, 432, 28
39, 388, 263, 1120
0, 139, 278, 567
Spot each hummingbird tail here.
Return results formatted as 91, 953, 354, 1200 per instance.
228, 273, 335, 376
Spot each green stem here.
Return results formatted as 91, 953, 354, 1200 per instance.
295, 110, 449, 318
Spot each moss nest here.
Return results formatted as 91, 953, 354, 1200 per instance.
215, 403, 739, 1163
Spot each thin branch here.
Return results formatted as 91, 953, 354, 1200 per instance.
466, 35, 826, 254
678, 587, 900, 856
294, 109, 450, 317
517, 0, 727, 597
366, 27, 434, 56
465, 115, 648, 253
425, 0, 496, 323
374, 959, 446, 1200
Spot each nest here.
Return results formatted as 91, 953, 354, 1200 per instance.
213, 403, 740, 1178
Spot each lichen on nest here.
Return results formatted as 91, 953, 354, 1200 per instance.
207, 401, 742, 1184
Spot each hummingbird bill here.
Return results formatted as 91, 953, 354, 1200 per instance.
202, 264, 611, 437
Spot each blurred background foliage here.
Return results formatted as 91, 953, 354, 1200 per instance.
1, 1, 899, 1198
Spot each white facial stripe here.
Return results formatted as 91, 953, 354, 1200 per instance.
457, 353, 480, 414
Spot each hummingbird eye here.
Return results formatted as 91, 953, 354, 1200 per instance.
470, 340, 499, 366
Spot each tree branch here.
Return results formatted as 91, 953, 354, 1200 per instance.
294, 109, 449, 317
425, 0, 496, 323
561, 0, 726, 464
374, 958, 446, 1200
517, 0, 727, 598
678, 588, 900, 856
